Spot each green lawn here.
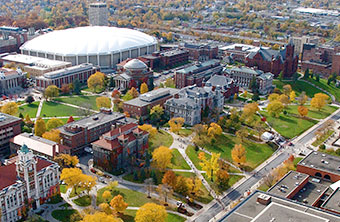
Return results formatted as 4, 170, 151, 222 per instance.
73, 195, 91, 207
286, 105, 337, 120
306, 78, 340, 102
202, 134, 275, 171
54, 95, 99, 110
203, 174, 243, 194
46, 194, 63, 204
293, 157, 303, 169
260, 111, 318, 139
149, 130, 173, 151
43, 117, 80, 124
169, 149, 191, 170
40, 101, 89, 117
186, 145, 204, 170
121, 210, 186, 222
69, 187, 86, 198
97, 187, 154, 207
312, 130, 334, 147
51, 209, 79, 222
273, 79, 322, 98
177, 128, 192, 137
60, 185, 67, 194
17, 101, 39, 118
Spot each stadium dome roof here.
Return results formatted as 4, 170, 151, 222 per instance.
20, 26, 157, 56
124, 59, 147, 70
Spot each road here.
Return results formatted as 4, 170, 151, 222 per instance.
193, 151, 290, 222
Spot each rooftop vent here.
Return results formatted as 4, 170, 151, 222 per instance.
92, 116, 99, 121
257, 194, 271, 205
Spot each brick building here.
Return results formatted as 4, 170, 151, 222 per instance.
123, 87, 179, 119
181, 42, 218, 61
204, 74, 239, 99
245, 41, 298, 78
296, 151, 340, 182
10, 132, 71, 159
152, 49, 189, 69
0, 113, 21, 157
35, 63, 98, 90
57, 109, 136, 153
0, 67, 26, 96
92, 123, 149, 173
301, 43, 340, 77
175, 59, 223, 88
0, 145, 60, 222
220, 43, 268, 63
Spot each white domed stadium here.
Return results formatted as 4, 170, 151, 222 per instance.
20, 26, 158, 70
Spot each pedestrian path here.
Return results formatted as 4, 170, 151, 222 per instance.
35, 99, 43, 118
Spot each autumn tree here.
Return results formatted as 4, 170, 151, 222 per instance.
268, 93, 280, 102
138, 124, 157, 138
46, 118, 64, 131
236, 127, 248, 142
81, 211, 122, 222
311, 93, 329, 111
24, 114, 33, 125
168, 117, 185, 133
135, 203, 167, 222
186, 177, 202, 197
174, 176, 189, 195
192, 124, 210, 145
110, 194, 128, 214
290, 91, 296, 102
42, 129, 61, 143
279, 94, 290, 107
282, 84, 292, 96
140, 82, 148, 94
98, 203, 112, 215
298, 106, 308, 118
54, 154, 79, 168
207, 123, 222, 140
128, 87, 139, 98
231, 144, 246, 167
61, 84, 70, 94
199, 152, 220, 181
297, 91, 308, 106
60, 167, 83, 194
1, 101, 18, 115
267, 100, 284, 117
241, 102, 259, 124
102, 190, 112, 203
152, 146, 172, 171
44, 85, 59, 100
96, 96, 111, 109
216, 170, 230, 189
150, 105, 164, 124
162, 170, 177, 188
111, 90, 121, 99
34, 117, 46, 137
67, 116, 75, 123
87, 72, 106, 92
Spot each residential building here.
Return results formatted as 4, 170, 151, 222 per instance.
0, 67, 26, 95
175, 59, 223, 88
204, 74, 239, 99
10, 132, 71, 159
58, 108, 136, 153
89, 2, 108, 26
113, 59, 153, 91
0, 53, 72, 77
123, 87, 180, 119
92, 123, 149, 173
219, 191, 340, 222
301, 43, 340, 77
181, 42, 218, 61
35, 63, 98, 90
226, 66, 273, 94
0, 145, 60, 222
297, 151, 340, 182
245, 41, 298, 78
164, 85, 224, 126
0, 113, 21, 157
289, 36, 320, 55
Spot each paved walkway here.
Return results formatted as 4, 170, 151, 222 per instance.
35, 99, 44, 118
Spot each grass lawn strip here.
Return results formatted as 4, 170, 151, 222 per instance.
43, 117, 80, 124
312, 130, 334, 147
60, 185, 67, 194
51, 209, 79, 222
203, 174, 243, 194
73, 195, 91, 206
149, 130, 173, 151
54, 95, 99, 110
306, 78, 340, 102
169, 149, 191, 170
177, 128, 192, 137
273, 79, 322, 98
121, 210, 186, 222
286, 105, 337, 120
17, 101, 39, 118
260, 111, 317, 139
40, 101, 88, 117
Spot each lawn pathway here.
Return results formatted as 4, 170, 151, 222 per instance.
35, 99, 44, 118
52, 100, 99, 113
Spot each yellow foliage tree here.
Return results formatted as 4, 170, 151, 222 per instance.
46, 118, 64, 131
44, 85, 59, 100
138, 124, 157, 138
24, 114, 32, 124
81, 211, 122, 222
311, 93, 329, 111
267, 100, 284, 117
135, 203, 167, 222
199, 152, 220, 181
268, 93, 280, 102
152, 146, 172, 171
283, 84, 292, 96
289, 91, 296, 102
231, 144, 246, 166
279, 94, 290, 107
1, 101, 18, 115
96, 96, 111, 109
110, 194, 128, 214
60, 168, 83, 194
298, 106, 308, 117
34, 117, 46, 137
140, 82, 148, 94
54, 154, 79, 168
42, 129, 61, 143
168, 117, 185, 133
128, 87, 139, 98
207, 123, 222, 139
98, 203, 112, 215
102, 190, 112, 203
87, 72, 105, 92
241, 102, 259, 124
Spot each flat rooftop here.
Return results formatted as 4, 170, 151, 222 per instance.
40, 63, 94, 80
298, 151, 340, 177
124, 88, 179, 107
1, 53, 71, 67
0, 112, 21, 127
322, 188, 340, 214
220, 191, 340, 222
268, 171, 309, 198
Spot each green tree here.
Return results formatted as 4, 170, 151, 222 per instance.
73, 79, 81, 95
87, 72, 105, 92
25, 95, 34, 104
44, 85, 59, 100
